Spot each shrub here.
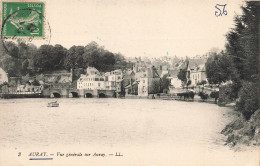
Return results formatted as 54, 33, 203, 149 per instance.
197, 80, 207, 86
177, 91, 195, 100
188, 91, 195, 99
210, 91, 219, 103
198, 92, 209, 101
236, 81, 259, 120
218, 83, 233, 106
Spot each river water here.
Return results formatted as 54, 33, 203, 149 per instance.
0, 98, 258, 166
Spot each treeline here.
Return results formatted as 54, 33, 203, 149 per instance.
205, 2, 259, 119
0, 41, 129, 77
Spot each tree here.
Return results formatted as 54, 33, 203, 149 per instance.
149, 80, 160, 95
236, 81, 258, 120
223, 2, 259, 119
100, 51, 115, 71
0, 54, 19, 77
114, 53, 128, 71
160, 74, 170, 92
21, 59, 29, 75
51, 44, 67, 70
205, 51, 232, 85
5, 41, 19, 58
225, 2, 259, 99
32, 45, 54, 72
177, 69, 187, 86
64, 46, 84, 70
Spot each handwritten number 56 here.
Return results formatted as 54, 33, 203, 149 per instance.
215, 4, 227, 17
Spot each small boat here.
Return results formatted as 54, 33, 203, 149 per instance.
47, 101, 59, 107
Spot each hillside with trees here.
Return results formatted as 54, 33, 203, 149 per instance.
0, 41, 128, 77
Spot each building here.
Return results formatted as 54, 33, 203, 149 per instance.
190, 64, 207, 86
138, 66, 160, 96
0, 68, 8, 84
77, 67, 105, 90
125, 81, 138, 95
122, 70, 135, 87
104, 69, 123, 90
167, 69, 182, 90
17, 79, 43, 92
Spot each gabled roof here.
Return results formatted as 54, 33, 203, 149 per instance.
179, 61, 188, 70
86, 67, 99, 75
142, 66, 160, 78
188, 58, 206, 70
197, 64, 206, 72
167, 69, 179, 78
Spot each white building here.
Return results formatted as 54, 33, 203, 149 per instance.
167, 69, 182, 92
77, 67, 105, 90
190, 64, 207, 86
0, 68, 8, 84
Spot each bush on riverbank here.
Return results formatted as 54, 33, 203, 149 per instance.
210, 91, 219, 103
198, 92, 208, 101
236, 81, 258, 120
176, 91, 195, 100
221, 109, 260, 146
218, 83, 234, 106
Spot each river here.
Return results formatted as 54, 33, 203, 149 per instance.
0, 98, 258, 166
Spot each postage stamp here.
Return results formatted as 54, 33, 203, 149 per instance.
2, 2, 45, 37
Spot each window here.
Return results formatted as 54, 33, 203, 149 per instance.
98, 83, 100, 87
143, 80, 145, 83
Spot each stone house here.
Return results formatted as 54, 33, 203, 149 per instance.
138, 66, 160, 96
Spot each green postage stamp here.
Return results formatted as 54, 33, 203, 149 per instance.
2, 2, 45, 37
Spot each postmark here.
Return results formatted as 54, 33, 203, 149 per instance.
2, 2, 44, 37
0, 1, 51, 58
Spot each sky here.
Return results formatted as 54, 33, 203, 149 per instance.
42, 0, 244, 58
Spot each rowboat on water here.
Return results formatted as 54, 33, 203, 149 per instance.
47, 101, 59, 107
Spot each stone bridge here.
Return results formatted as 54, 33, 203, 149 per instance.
79, 89, 116, 98
45, 88, 115, 98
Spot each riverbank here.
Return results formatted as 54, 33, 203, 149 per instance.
221, 109, 260, 147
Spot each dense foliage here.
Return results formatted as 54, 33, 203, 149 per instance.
177, 69, 187, 84
205, 51, 232, 85
226, 2, 259, 118
160, 74, 170, 92
236, 82, 259, 120
205, 2, 259, 119
198, 92, 209, 101
210, 91, 219, 103
0, 41, 128, 77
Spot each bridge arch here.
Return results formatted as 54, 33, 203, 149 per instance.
98, 93, 106, 98
52, 92, 61, 98
70, 92, 79, 98
85, 93, 93, 98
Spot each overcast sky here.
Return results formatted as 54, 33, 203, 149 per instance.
44, 0, 243, 58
